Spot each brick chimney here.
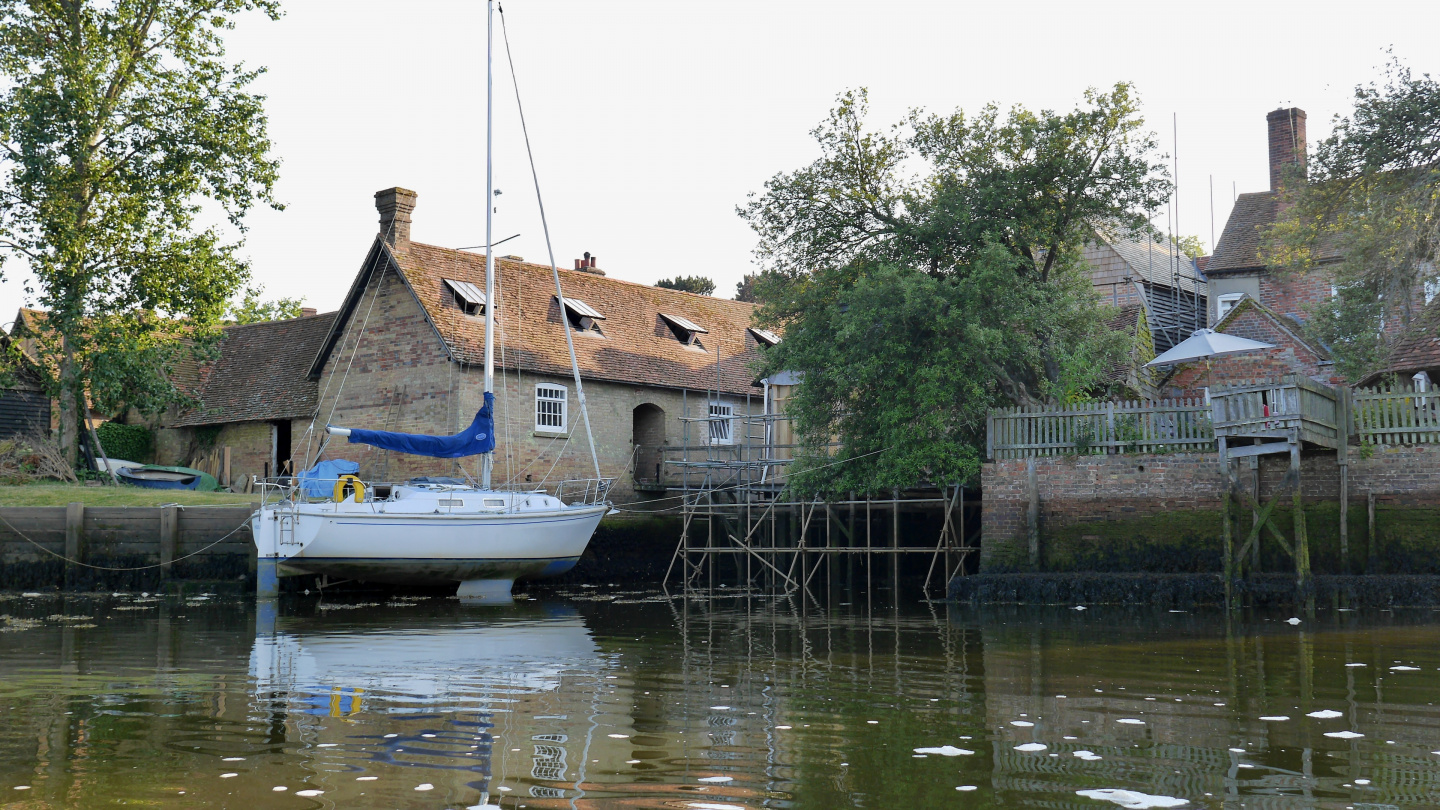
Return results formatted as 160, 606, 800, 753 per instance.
300, 307, 317, 317
375, 187, 418, 246
572, 251, 605, 276
1267, 108, 1307, 192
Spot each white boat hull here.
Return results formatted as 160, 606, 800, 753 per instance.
253, 487, 608, 588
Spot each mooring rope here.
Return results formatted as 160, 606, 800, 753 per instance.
0, 509, 256, 572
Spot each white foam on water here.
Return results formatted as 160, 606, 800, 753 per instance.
21, 593, 41, 598
296, 790, 323, 797
1324, 731, 1364, 739
698, 776, 733, 783
1011, 720, 1035, 727
709, 706, 731, 711
1237, 764, 1255, 769
914, 746, 974, 756
1354, 779, 1371, 785
1307, 710, 1343, 719
867, 720, 879, 724
1074, 750, 1101, 760
913, 754, 926, 758
1286, 618, 1302, 625
1228, 748, 1245, 753
1074, 606, 1087, 611
686, 804, 746, 810
421, 733, 435, 738
415, 783, 434, 791
1076, 788, 1188, 808
1391, 666, 1420, 671
384, 734, 398, 738
13, 786, 29, 790
1064, 736, 1078, 740
775, 725, 791, 730
1057, 695, 1067, 698
1260, 716, 1290, 721
956, 785, 977, 791
1116, 718, 1145, 725
608, 734, 629, 738
317, 743, 337, 748
1345, 663, 1367, 667
627, 760, 641, 764
1014, 743, 1047, 752
220, 773, 237, 779
355, 776, 377, 781
272, 786, 287, 792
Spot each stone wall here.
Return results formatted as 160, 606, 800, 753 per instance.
981, 445, 1440, 574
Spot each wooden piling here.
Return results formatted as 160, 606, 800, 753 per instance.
63, 502, 84, 590
1366, 492, 1378, 573
1219, 440, 1233, 609
1025, 458, 1039, 570
159, 505, 179, 580
1290, 441, 1313, 614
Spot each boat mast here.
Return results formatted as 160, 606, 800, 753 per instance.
481, 0, 496, 489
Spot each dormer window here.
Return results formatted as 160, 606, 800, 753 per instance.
444, 278, 486, 316
660, 313, 708, 347
557, 296, 605, 333
749, 327, 781, 347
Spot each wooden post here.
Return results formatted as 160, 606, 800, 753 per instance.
159, 505, 179, 581
1338, 387, 1350, 574
1250, 459, 1261, 573
1366, 492, 1378, 574
1290, 441, 1312, 613
891, 487, 900, 594
64, 502, 84, 590
1026, 457, 1040, 570
223, 446, 232, 490
1219, 439, 1233, 610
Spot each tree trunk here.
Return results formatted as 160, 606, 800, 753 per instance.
57, 340, 81, 471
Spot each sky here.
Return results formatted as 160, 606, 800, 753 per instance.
3, 0, 1439, 322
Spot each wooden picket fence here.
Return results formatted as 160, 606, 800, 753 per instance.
987, 399, 1214, 459
1352, 381, 1440, 446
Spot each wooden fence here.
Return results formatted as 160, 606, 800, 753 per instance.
987, 399, 1213, 459
1353, 381, 1440, 446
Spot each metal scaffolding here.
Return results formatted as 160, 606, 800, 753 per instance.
658, 399, 976, 597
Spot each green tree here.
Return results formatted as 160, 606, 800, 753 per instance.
1265, 59, 1440, 379
655, 275, 716, 295
740, 85, 1166, 492
229, 284, 304, 324
734, 272, 760, 302
1164, 233, 1206, 258
0, 0, 282, 465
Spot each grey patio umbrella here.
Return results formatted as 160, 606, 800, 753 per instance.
1145, 328, 1275, 367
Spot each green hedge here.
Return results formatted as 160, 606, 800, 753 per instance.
95, 422, 153, 463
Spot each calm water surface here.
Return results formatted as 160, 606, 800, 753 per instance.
2, 590, 1440, 809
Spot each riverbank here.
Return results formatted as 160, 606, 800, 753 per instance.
950, 572, 1440, 607
0, 483, 256, 507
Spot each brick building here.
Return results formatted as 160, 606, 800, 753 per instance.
168, 187, 769, 502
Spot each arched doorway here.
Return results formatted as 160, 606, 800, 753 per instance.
632, 403, 666, 484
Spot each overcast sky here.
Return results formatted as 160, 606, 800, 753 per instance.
3, 0, 1438, 323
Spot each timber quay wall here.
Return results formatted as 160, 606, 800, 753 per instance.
0, 505, 258, 592
967, 445, 1440, 604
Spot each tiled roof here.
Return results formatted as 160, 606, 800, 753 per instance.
322, 238, 767, 396
1207, 192, 1280, 274
173, 312, 337, 426
1214, 294, 1330, 361
1094, 229, 1206, 294
1378, 300, 1440, 378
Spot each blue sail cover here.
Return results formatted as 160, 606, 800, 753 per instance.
298, 459, 360, 498
342, 392, 497, 458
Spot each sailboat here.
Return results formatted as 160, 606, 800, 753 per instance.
250, 0, 611, 601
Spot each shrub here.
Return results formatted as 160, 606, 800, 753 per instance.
95, 421, 154, 463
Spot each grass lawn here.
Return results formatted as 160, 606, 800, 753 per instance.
0, 483, 258, 507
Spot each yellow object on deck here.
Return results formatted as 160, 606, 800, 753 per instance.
333, 475, 365, 503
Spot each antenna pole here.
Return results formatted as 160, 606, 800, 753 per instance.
482, 0, 496, 489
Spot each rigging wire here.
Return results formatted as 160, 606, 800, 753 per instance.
498, 3, 604, 482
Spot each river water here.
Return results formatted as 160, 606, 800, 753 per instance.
2, 590, 1439, 809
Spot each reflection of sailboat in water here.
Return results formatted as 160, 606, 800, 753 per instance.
250, 608, 600, 711
249, 606, 604, 805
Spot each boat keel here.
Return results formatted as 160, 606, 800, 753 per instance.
457, 578, 515, 603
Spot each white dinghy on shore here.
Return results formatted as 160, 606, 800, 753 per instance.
251, 0, 610, 602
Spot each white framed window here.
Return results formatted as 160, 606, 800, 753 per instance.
1216, 292, 1243, 321
535, 384, 568, 433
708, 401, 734, 445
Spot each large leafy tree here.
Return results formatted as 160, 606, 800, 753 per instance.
740, 84, 1168, 492
1266, 60, 1440, 380
0, 0, 281, 464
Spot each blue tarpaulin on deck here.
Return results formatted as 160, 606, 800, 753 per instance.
298, 459, 360, 498
341, 392, 497, 459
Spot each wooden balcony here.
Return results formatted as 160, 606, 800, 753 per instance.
1210, 375, 1340, 449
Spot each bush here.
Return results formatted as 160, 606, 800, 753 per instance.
95, 421, 153, 463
